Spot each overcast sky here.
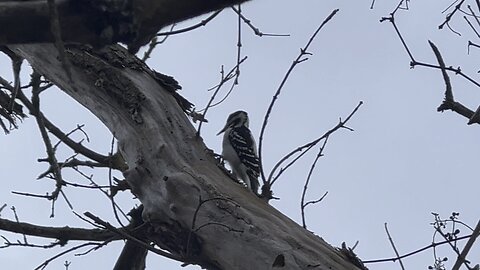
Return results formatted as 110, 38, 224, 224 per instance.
1, 0, 479, 269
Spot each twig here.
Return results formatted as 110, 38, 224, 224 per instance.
300, 136, 329, 229
84, 212, 183, 262
363, 233, 473, 264
53, 124, 89, 150
381, 8, 480, 124
269, 101, 363, 186
0, 203, 6, 215
439, 0, 466, 30
258, 9, 339, 184
384, 223, 405, 270
157, 10, 222, 36
0, 80, 117, 168
11, 206, 28, 244
72, 167, 129, 222
107, 136, 126, 227
34, 242, 108, 270
1, 238, 61, 249
0, 216, 118, 241
235, 4, 242, 86
301, 191, 328, 229
30, 71, 63, 214
37, 157, 107, 179
231, 6, 290, 37
380, 8, 415, 62
186, 196, 240, 257
142, 24, 175, 61
196, 56, 248, 136
464, 15, 480, 39
434, 227, 471, 269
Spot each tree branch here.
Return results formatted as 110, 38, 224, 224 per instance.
0, 217, 119, 242
0, 0, 251, 52
452, 219, 480, 270
428, 41, 479, 124
9, 42, 363, 270
0, 78, 124, 169
258, 9, 339, 185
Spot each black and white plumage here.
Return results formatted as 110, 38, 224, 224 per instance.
217, 111, 260, 194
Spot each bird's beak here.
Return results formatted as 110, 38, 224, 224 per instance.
217, 125, 227, 136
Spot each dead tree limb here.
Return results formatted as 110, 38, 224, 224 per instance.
9, 43, 362, 269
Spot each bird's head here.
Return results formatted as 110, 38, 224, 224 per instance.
217, 110, 249, 135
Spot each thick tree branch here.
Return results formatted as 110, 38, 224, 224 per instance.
0, 217, 118, 242
8, 43, 361, 269
0, 0, 251, 52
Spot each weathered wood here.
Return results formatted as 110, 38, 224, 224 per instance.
11, 43, 361, 270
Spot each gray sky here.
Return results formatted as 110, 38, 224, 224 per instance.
1, 0, 479, 269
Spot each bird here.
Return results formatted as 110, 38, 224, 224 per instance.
217, 110, 260, 194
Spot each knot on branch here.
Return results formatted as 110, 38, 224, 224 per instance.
437, 99, 455, 112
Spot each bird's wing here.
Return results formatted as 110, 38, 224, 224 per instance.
228, 126, 260, 177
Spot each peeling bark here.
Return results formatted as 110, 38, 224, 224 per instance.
10, 44, 362, 270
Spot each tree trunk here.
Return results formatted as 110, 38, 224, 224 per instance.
10, 43, 362, 270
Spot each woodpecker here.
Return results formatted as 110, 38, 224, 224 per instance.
217, 111, 260, 194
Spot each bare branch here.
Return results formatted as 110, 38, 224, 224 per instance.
268, 101, 363, 186
196, 56, 248, 136
142, 24, 175, 61
231, 6, 290, 37
384, 223, 405, 270
72, 167, 130, 222
107, 136, 126, 227
13, 83, 124, 169
301, 136, 329, 229
363, 233, 473, 264
30, 71, 64, 210
187, 196, 241, 257
429, 41, 453, 102
0, 217, 118, 241
0, 78, 119, 168
439, 0, 466, 30
84, 211, 183, 262
380, 8, 415, 62
34, 242, 109, 270
258, 9, 339, 185
452, 219, 480, 270
235, 4, 242, 86
428, 41, 479, 124
156, 10, 222, 37
464, 15, 480, 39
37, 158, 108, 180
53, 124, 90, 150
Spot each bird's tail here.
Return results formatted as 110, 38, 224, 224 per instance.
247, 171, 259, 195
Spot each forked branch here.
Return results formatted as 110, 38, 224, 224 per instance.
258, 9, 340, 185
